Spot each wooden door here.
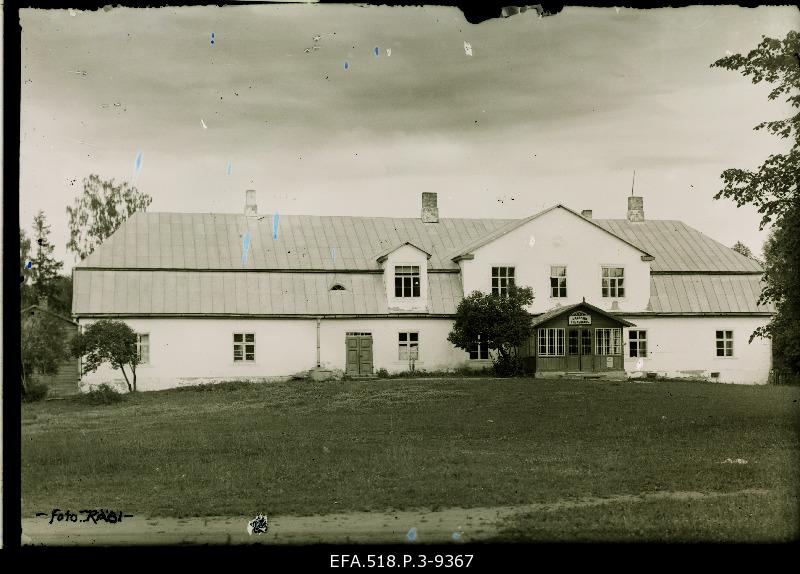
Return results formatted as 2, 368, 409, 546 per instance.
358, 337, 373, 375
580, 328, 593, 372
567, 329, 580, 371
346, 337, 360, 375
345, 333, 373, 376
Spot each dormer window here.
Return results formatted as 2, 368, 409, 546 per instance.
395, 266, 420, 297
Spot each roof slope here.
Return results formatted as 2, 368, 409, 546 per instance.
593, 219, 762, 273
77, 212, 512, 272
77, 210, 761, 274
73, 270, 463, 316
648, 275, 773, 313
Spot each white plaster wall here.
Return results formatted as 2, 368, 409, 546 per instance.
621, 316, 772, 384
382, 244, 429, 312
319, 318, 473, 373
76, 318, 317, 392
75, 317, 481, 392
460, 208, 651, 313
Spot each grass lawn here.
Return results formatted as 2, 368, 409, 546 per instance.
22, 378, 800, 542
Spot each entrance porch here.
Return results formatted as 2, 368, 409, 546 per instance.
519, 300, 635, 379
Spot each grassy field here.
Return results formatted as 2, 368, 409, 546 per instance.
22, 378, 800, 542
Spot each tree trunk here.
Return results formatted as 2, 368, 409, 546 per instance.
132, 365, 137, 393
119, 365, 132, 393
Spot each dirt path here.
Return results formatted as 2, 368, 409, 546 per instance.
21, 488, 770, 546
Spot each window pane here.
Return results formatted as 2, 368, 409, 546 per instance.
508, 268, 515, 277
246, 344, 255, 353
725, 331, 733, 339
245, 353, 254, 361
399, 346, 408, 360
640, 342, 647, 356
410, 333, 418, 342
716, 331, 723, 339
399, 332, 407, 342
492, 267, 498, 275
410, 344, 419, 359
234, 333, 243, 342
245, 334, 254, 342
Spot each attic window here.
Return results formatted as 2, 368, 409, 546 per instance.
330, 284, 346, 291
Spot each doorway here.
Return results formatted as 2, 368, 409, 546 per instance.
345, 332, 373, 376
568, 328, 593, 372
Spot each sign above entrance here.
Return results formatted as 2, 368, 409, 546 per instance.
568, 311, 591, 325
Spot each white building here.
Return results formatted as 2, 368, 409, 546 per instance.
72, 191, 773, 391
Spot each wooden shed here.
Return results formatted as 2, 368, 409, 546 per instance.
21, 305, 80, 397
519, 300, 635, 378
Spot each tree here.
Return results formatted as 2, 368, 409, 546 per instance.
71, 320, 141, 392
710, 31, 799, 229
48, 275, 74, 318
732, 241, 754, 259
757, 198, 800, 375
67, 174, 153, 261
711, 31, 800, 378
30, 211, 64, 305
20, 227, 36, 308
21, 309, 67, 394
447, 285, 535, 374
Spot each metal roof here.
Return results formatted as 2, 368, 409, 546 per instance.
593, 219, 763, 273
77, 212, 511, 272
77, 210, 762, 274
648, 274, 773, 314
73, 270, 463, 316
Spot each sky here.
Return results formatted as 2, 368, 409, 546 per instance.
19, 4, 799, 271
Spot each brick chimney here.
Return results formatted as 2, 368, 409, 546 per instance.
422, 192, 438, 223
627, 196, 644, 222
245, 190, 257, 217
581, 209, 593, 219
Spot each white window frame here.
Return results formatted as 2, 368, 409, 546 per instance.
398, 331, 420, 361
538, 328, 565, 357
136, 333, 150, 365
595, 328, 622, 355
716, 330, 734, 357
601, 265, 625, 298
629, 329, 647, 358
491, 266, 516, 296
394, 265, 421, 298
550, 265, 567, 298
233, 332, 256, 363
469, 335, 490, 360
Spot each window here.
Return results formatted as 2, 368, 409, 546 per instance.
136, 334, 150, 364
399, 332, 419, 360
233, 333, 255, 362
538, 328, 565, 356
581, 329, 592, 355
491, 266, 515, 296
601, 266, 625, 298
716, 330, 733, 357
595, 328, 622, 355
469, 335, 489, 360
394, 266, 420, 297
330, 284, 345, 291
629, 330, 647, 358
550, 266, 567, 298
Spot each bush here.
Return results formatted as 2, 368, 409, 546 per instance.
375, 368, 389, 378
493, 354, 525, 377
181, 380, 254, 393
79, 383, 125, 405
22, 381, 49, 402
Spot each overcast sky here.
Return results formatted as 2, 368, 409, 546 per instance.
20, 4, 798, 271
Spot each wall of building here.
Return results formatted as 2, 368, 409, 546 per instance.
621, 316, 772, 384
459, 208, 652, 314
75, 317, 477, 392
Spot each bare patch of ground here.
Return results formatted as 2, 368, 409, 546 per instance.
21, 488, 770, 546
